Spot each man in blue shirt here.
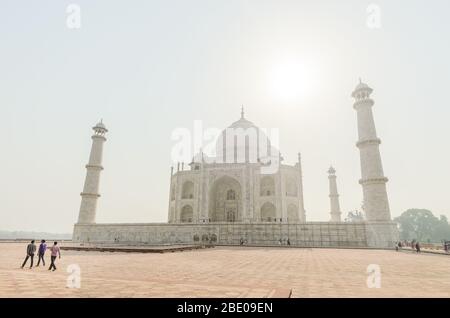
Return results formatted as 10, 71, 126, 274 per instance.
36, 240, 47, 267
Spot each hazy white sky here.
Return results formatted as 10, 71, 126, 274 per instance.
1, 0, 449, 233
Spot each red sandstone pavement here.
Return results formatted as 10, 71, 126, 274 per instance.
0, 243, 449, 298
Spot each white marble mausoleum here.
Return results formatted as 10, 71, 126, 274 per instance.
73, 81, 399, 248
168, 108, 306, 225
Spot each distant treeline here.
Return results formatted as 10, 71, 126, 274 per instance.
0, 230, 72, 240
395, 209, 450, 243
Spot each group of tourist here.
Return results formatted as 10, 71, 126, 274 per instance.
239, 238, 247, 245
444, 241, 450, 253
279, 238, 291, 246
20, 240, 61, 271
396, 240, 450, 254
395, 240, 421, 253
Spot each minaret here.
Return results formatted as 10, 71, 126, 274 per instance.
168, 166, 174, 222
77, 120, 108, 224
352, 80, 391, 221
297, 153, 306, 221
327, 166, 342, 222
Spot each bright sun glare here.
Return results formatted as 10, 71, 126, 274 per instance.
268, 60, 314, 102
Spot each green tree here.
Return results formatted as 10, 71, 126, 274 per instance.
394, 209, 450, 242
345, 210, 365, 222
435, 215, 450, 242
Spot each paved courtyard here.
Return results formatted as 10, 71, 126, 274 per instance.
0, 243, 449, 297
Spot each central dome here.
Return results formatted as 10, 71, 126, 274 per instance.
214, 109, 277, 164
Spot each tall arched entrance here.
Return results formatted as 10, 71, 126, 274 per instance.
180, 205, 193, 223
261, 202, 276, 222
208, 176, 242, 222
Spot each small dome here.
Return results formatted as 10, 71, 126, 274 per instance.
355, 82, 369, 90
328, 166, 336, 174
93, 120, 108, 133
352, 79, 373, 98
191, 151, 210, 163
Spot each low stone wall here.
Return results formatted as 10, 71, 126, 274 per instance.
73, 222, 398, 248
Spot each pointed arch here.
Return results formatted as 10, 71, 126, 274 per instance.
180, 205, 193, 223
208, 175, 241, 222
261, 202, 276, 222
260, 176, 275, 196
182, 181, 194, 199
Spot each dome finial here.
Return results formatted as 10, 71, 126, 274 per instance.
241, 105, 244, 118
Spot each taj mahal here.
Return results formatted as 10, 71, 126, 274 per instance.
73, 81, 399, 248
167, 106, 306, 225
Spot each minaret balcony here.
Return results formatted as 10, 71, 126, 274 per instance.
359, 177, 389, 185
80, 192, 101, 198
353, 98, 374, 109
85, 164, 104, 170
91, 134, 107, 141
356, 138, 381, 148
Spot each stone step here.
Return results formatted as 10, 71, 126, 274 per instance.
60, 245, 214, 254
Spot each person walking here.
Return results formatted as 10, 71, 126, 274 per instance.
21, 240, 36, 269
48, 242, 61, 271
36, 240, 47, 267
415, 242, 421, 253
